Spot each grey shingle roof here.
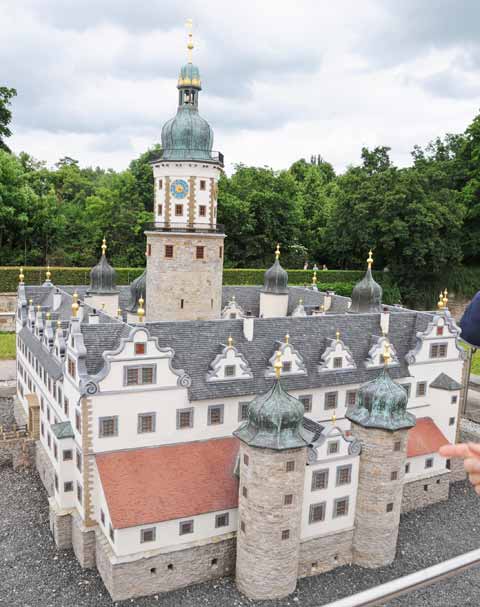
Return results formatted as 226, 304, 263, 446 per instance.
430, 372, 463, 391
18, 327, 63, 380
81, 323, 132, 375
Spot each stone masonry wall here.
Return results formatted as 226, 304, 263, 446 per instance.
298, 529, 354, 578
96, 530, 236, 602
49, 499, 73, 550
236, 444, 306, 600
13, 396, 27, 426
145, 231, 225, 322
401, 472, 450, 512
351, 424, 408, 569
71, 511, 96, 569
35, 439, 55, 496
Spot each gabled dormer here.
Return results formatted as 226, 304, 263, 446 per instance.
365, 334, 399, 369
318, 331, 356, 372
266, 334, 307, 377
221, 296, 245, 320
406, 311, 466, 365
53, 321, 66, 361
309, 422, 362, 463
206, 336, 253, 382
291, 299, 307, 317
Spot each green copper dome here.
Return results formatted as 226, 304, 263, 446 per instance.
234, 380, 310, 450
346, 368, 416, 431
161, 62, 214, 162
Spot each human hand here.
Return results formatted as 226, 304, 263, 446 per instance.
439, 442, 480, 495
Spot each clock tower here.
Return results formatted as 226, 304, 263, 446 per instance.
145, 22, 225, 321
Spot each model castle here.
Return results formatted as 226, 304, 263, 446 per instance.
14, 26, 466, 602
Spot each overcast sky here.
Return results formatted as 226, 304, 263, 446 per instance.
2, 0, 480, 174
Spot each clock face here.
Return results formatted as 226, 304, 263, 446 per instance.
170, 179, 189, 199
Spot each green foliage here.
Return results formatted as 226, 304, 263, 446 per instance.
0, 333, 16, 359
0, 87, 16, 152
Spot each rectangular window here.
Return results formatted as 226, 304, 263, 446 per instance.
451, 395, 458, 404
76, 449, 82, 472
64, 481, 73, 492
449, 417, 455, 426
333, 357, 343, 369
346, 390, 357, 407
224, 365, 236, 378
391, 470, 398, 481
436, 326, 444, 336
141, 527, 156, 543
215, 513, 230, 528
430, 343, 447, 359
175, 204, 183, 216
386, 502, 394, 513
282, 361, 292, 373
416, 382, 427, 397
309, 502, 326, 524
300, 395, 312, 413
425, 457, 434, 469
208, 404, 224, 425
40, 422, 44, 437
177, 407, 194, 429
286, 460, 295, 472
241, 521, 246, 533
100, 510, 105, 525
311, 469, 329, 491
109, 525, 114, 542
284, 494, 293, 506
179, 520, 194, 535
200, 179, 206, 191
165, 244, 174, 258
238, 402, 250, 422
405, 463, 410, 474
196, 246, 205, 259
47, 433, 51, 448
138, 412, 156, 433
336, 464, 352, 486
333, 496, 349, 518
199, 205, 207, 217
53, 443, 58, 460
243, 453, 249, 466
394, 440, 401, 451
324, 392, 338, 410
157, 204, 163, 215
219, 246, 223, 258
242, 486, 248, 498
281, 529, 290, 540
64, 397, 69, 416
67, 357, 76, 378
135, 342, 146, 355
124, 365, 155, 386
99, 416, 118, 438
158, 179, 163, 190
75, 410, 81, 434
328, 440, 339, 455
54, 474, 59, 492
77, 483, 83, 505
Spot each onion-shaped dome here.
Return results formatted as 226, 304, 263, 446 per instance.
177, 63, 201, 89
127, 270, 146, 313
88, 240, 117, 295
350, 250, 382, 313
346, 366, 416, 431
234, 371, 310, 450
262, 245, 288, 295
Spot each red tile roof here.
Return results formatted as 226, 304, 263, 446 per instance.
407, 417, 450, 458
96, 437, 239, 529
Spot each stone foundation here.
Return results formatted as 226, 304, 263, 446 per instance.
401, 472, 450, 512
35, 440, 55, 496
13, 396, 28, 426
449, 458, 467, 483
96, 532, 236, 602
298, 529, 354, 578
11, 439, 35, 470
49, 498, 73, 550
71, 512, 96, 569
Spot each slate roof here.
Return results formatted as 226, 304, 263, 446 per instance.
430, 373, 463, 391
96, 437, 239, 529
81, 323, 132, 375
407, 417, 449, 458
18, 326, 63, 380
51, 421, 74, 439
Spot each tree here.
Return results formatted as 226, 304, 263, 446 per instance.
128, 144, 162, 212
0, 87, 17, 152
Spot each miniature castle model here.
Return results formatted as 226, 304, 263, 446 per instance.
14, 25, 466, 602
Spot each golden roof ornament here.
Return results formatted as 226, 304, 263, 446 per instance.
28, 298, 33, 306
331, 410, 337, 426
137, 296, 145, 321
437, 292, 444, 310
336, 329, 340, 342
46, 265, 51, 281
285, 333, 290, 345
117, 307, 122, 317
186, 18, 194, 63
312, 270, 317, 285
101, 237, 107, 256
19, 267, 25, 283
46, 311, 51, 320
443, 288, 448, 309
299, 298, 303, 305
367, 249, 373, 269
227, 335, 234, 347
274, 350, 282, 379
71, 291, 79, 318
383, 340, 392, 366
320, 303, 325, 312
56, 319, 62, 329
275, 243, 281, 260
36, 305, 41, 312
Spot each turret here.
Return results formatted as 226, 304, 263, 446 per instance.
349, 250, 382, 313
259, 244, 289, 318
84, 238, 119, 317
234, 351, 309, 600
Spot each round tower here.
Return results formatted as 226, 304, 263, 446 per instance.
233, 352, 309, 600
259, 244, 289, 318
146, 22, 224, 321
346, 342, 416, 568
84, 238, 119, 316
349, 250, 382, 313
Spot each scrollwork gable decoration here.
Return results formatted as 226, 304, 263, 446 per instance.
405, 312, 466, 365
206, 336, 253, 382
318, 331, 356, 372
221, 296, 245, 320
291, 299, 307, 318
365, 334, 399, 369
265, 335, 307, 377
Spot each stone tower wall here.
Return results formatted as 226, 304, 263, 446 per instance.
236, 443, 306, 600
145, 231, 225, 321
351, 424, 408, 568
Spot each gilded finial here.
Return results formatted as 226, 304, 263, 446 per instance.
137, 296, 145, 321
336, 329, 340, 342
28, 298, 33, 306
275, 243, 281, 260
312, 270, 317, 285
71, 291, 79, 318
285, 333, 290, 345
46, 311, 51, 320
232, 295, 236, 302
274, 350, 282, 379
186, 18, 194, 63
46, 265, 51, 281
299, 298, 303, 305
19, 267, 25, 283
117, 307, 122, 317
367, 249, 373, 269
101, 238, 107, 256
36, 305, 41, 312
383, 339, 391, 366
227, 335, 233, 347
320, 303, 325, 312
331, 410, 337, 426
56, 319, 61, 329
443, 288, 448, 309
437, 292, 444, 310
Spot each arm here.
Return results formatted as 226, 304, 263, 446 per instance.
439, 443, 480, 495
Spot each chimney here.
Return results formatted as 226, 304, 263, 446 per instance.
53, 288, 62, 311
323, 291, 334, 312
89, 310, 99, 324
380, 306, 390, 335
243, 312, 254, 342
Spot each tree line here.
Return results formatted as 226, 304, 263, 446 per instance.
1, 87, 479, 305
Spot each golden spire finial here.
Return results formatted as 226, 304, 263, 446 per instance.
336, 329, 340, 342
331, 410, 337, 426
274, 350, 282, 379
46, 311, 51, 320
232, 295, 236, 302
383, 339, 391, 366
443, 288, 448, 309
71, 291, 79, 318
312, 270, 317, 285
275, 243, 281, 260
137, 296, 145, 322
285, 333, 290, 345
186, 18, 194, 63
28, 298, 33, 306
101, 237, 107, 256
46, 265, 51, 280
36, 304, 41, 312
367, 249, 373, 269
227, 335, 234, 347
19, 267, 24, 283
56, 319, 61, 329
299, 298, 303, 305
117, 307, 122, 318
437, 292, 444, 310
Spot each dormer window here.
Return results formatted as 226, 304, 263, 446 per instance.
436, 326, 444, 336
283, 361, 292, 373
135, 343, 146, 355
225, 365, 236, 378
67, 357, 76, 378
333, 357, 342, 369
124, 365, 155, 386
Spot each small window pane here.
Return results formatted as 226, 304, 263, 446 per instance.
425, 457, 434, 469
311, 469, 329, 490
196, 246, 205, 259
138, 413, 156, 433
239, 402, 250, 421
165, 245, 174, 258
416, 382, 427, 397
224, 365, 236, 378
333, 357, 342, 369
284, 494, 293, 505
179, 520, 194, 535
334, 497, 349, 518
286, 460, 295, 472
208, 405, 224, 425
336, 465, 352, 486
328, 441, 339, 455
99, 417, 118, 438
135, 343, 146, 355
141, 528, 156, 543
177, 408, 193, 429
282, 361, 292, 373
281, 529, 290, 540
325, 392, 338, 410
142, 367, 154, 384
300, 395, 312, 413
215, 513, 229, 528
309, 502, 326, 523
346, 391, 357, 406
